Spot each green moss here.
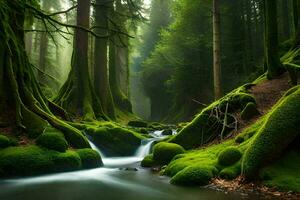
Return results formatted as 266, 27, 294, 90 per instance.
87, 126, 144, 156
139, 128, 148, 134
162, 129, 173, 136
0, 134, 13, 148
22, 107, 48, 138
0, 146, 82, 177
241, 102, 260, 121
218, 147, 242, 166
141, 154, 156, 167
235, 118, 265, 144
169, 87, 255, 149
77, 149, 103, 169
52, 151, 81, 172
36, 128, 68, 152
170, 165, 215, 186
219, 162, 241, 180
260, 151, 300, 192
242, 86, 300, 179
153, 142, 185, 165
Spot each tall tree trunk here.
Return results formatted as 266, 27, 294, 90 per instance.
281, 0, 291, 40
213, 0, 222, 99
0, 0, 90, 148
38, 32, 48, 82
108, 1, 132, 113
93, 0, 115, 118
293, 0, 300, 46
56, 0, 104, 120
265, 0, 284, 79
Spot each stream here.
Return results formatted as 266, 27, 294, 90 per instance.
0, 131, 263, 200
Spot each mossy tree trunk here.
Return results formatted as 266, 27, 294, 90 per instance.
213, 0, 222, 99
108, 1, 132, 113
93, 0, 116, 119
55, 0, 105, 121
0, 0, 90, 148
264, 0, 284, 79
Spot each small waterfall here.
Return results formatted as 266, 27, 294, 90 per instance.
135, 139, 158, 158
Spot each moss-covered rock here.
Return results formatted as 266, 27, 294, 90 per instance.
0, 134, 13, 148
170, 165, 216, 186
0, 146, 82, 177
218, 147, 242, 166
169, 87, 255, 149
128, 120, 148, 128
36, 128, 68, 152
153, 142, 185, 165
242, 86, 300, 179
139, 128, 148, 134
162, 129, 173, 136
52, 151, 81, 172
77, 149, 103, 169
219, 162, 241, 180
241, 102, 260, 121
87, 126, 144, 156
141, 154, 156, 167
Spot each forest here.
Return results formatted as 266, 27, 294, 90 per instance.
0, 0, 299, 199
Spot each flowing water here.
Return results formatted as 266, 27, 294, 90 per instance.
0, 131, 263, 200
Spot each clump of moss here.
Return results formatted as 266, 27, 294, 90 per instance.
219, 162, 241, 180
241, 102, 260, 121
170, 165, 216, 186
235, 118, 265, 144
162, 129, 173, 136
22, 107, 48, 138
153, 142, 185, 165
36, 128, 68, 152
77, 149, 103, 169
87, 126, 144, 156
260, 150, 300, 192
141, 154, 156, 167
0, 134, 14, 148
0, 146, 81, 177
242, 86, 300, 179
169, 86, 255, 149
218, 147, 242, 166
52, 151, 81, 172
139, 128, 148, 134
128, 120, 148, 128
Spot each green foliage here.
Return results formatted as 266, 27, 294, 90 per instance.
241, 102, 260, 120
260, 151, 300, 192
169, 87, 255, 149
77, 149, 103, 169
218, 147, 242, 166
242, 86, 300, 179
141, 154, 156, 167
152, 142, 185, 165
170, 165, 216, 186
87, 126, 144, 156
0, 146, 81, 177
36, 127, 68, 152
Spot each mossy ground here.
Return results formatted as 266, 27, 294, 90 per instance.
158, 76, 299, 193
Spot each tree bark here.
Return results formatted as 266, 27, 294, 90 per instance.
93, 0, 115, 118
55, 0, 105, 120
265, 0, 284, 79
213, 0, 222, 99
